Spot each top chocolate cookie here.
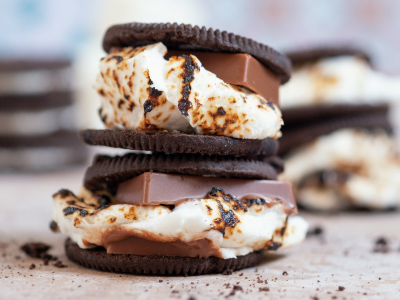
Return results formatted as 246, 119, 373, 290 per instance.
102, 22, 291, 84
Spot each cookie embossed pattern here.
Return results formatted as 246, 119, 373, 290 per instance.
51, 22, 307, 275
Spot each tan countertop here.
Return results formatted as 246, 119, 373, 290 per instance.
1, 168, 399, 300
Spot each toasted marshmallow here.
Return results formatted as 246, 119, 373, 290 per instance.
94, 43, 282, 139
280, 129, 400, 210
280, 56, 400, 107
53, 188, 307, 259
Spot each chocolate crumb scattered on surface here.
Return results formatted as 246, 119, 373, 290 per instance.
21, 243, 51, 258
222, 269, 233, 275
338, 286, 345, 291
54, 261, 67, 268
282, 271, 288, 276
226, 285, 243, 297
373, 237, 390, 253
29, 264, 36, 270
49, 221, 59, 232
307, 226, 324, 237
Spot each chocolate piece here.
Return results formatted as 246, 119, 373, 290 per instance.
115, 172, 297, 215
103, 230, 220, 257
65, 238, 263, 275
83, 153, 280, 193
102, 22, 291, 83
285, 46, 371, 67
166, 51, 280, 106
81, 129, 278, 158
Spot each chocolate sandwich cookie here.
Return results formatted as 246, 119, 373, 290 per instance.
282, 103, 390, 127
103, 22, 292, 84
279, 104, 392, 156
65, 238, 263, 275
0, 91, 73, 112
51, 22, 307, 275
286, 46, 371, 67
81, 129, 278, 158
84, 152, 281, 193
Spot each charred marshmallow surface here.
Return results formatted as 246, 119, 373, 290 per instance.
280, 56, 400, 107
52, 188, 307, 259
281, 129, 400, 210
95, 43, 282, 139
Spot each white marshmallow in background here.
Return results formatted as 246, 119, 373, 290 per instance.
280, 56, 400, 148
280, 129, 400, 210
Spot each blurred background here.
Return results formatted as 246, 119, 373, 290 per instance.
1, 0, 400, 171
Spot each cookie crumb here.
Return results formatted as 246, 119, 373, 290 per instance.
21, 243, 50, 258
259, 287, 269, 292
338, 286, 345, 291
373, 237, 389, 253
54, 261, 67, 268
226, 285, 243, 297
282, 271, 288, 276
307, 226, 324, 237
29, 263, 36, 270
222, 269, 233, 275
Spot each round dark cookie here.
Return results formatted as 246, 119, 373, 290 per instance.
102, 22, 291, 83
279, 112, 392, 156
65, 238, 263, 276
84, 152, 281, 193
81, 129, 278, 158
282, 103, 390, 126
0, 59, 71, 72
285, 46, 371, 67
0, 130, 83, 148
0, 91, 73, 112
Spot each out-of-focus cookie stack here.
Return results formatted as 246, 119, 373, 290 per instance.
279, 47, 400, 211
0, 60, 87, 171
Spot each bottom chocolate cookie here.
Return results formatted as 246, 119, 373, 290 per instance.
65, 238, 264, 276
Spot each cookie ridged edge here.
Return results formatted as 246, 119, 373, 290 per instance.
84, 152, 280, 193
81, 129, 278, 158
102, 22, 291, 83
65, 238, 263, 276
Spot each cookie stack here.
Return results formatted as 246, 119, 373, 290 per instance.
279, 47, 400, 211
52, 23, 307, 275
0, 60, 87, 171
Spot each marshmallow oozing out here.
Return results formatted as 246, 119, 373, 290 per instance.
53, 188, 307, 259
95, 43, 282, 139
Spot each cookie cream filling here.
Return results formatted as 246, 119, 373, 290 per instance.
52, 188, 307, 259
94, 42, 282, 140
280, 56, 400, 108
280, 129, 400, 210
